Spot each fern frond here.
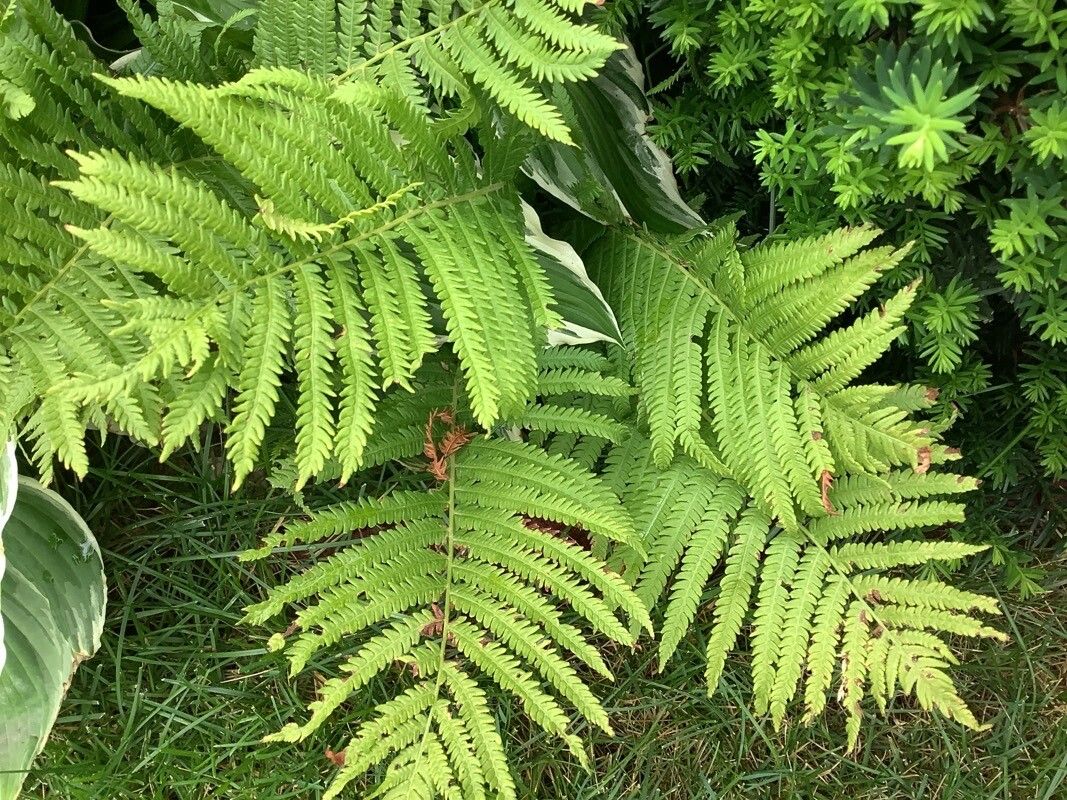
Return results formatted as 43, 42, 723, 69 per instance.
807, 500, 967, 541
587, 225, 1000, 741
535, 366, 633, 398
740, 225, 883, 303
750, 532, 801, 714
244, 431, 645, 798
226, 276, 289, 488
250, 0, 621, 142
770, 547, 830, 727
704, 506, 770, 692
840, 601, 870, 749
657, 477, 744, 669
23, 69, 562, 483
292, 263, 337, 485
325, 257, 378, 483
509, 403, 628, 441
831, 540, 986, 570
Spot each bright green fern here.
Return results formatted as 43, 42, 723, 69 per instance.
242, 360, 650, 799
0, 0, 620, 488
51, 67, 547, 488
252, 0, 623, 141
0, 0, 1005, 788
582, 222, 1004, 746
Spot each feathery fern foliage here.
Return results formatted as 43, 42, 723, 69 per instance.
0, 0, 620, 489
53, 66, 557, 490
242, 359, 649, 799
0, 0, 185, 482
253, 0, 623, 141
629, 0, 1067, 480
583, 222, 1004, 745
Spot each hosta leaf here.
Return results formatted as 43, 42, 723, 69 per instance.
0, 443, 106, 799
523, 202, 621, 346
523, 46, 702, 233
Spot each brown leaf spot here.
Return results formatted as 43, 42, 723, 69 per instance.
325, 748, 346, 767
811, 430, 823, 441
421, 602, 445, 637
925, 387, 940, 403
440, 427, 473, 459
820, 470, 837, 515
423, 409, 471, 481
915, 447, 932, 474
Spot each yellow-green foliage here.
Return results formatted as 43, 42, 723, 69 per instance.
584, 222, 1004, 746
631, 0, 1067, 479
242, 362, 650, 799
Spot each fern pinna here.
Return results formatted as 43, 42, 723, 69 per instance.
243, 360, 649, 799
54, 67, 556, 491
583, 222, 1004, 747
254, 0, 623, 142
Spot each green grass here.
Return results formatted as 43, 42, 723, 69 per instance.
23, 433, 1067, 800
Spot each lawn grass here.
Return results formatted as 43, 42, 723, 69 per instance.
22, 433, 1067, 800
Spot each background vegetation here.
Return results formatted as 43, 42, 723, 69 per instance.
616, 0, 1067, 486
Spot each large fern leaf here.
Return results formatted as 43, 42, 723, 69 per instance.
253, 0, 623, 142
584, 224, 1004, 745
31, 69, 555, 489
242, 380, 649, 798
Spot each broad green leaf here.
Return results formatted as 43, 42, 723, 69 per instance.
0, 443, 15, 678
0, 444, 105, 799
523, 202, 621, 346
524, 45, 703, 234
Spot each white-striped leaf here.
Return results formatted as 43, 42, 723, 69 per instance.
0, 443, 106, 799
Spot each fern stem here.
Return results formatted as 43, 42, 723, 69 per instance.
411, 374, 463, 770
798, 520, 891, 632
217, 183, 503, 305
